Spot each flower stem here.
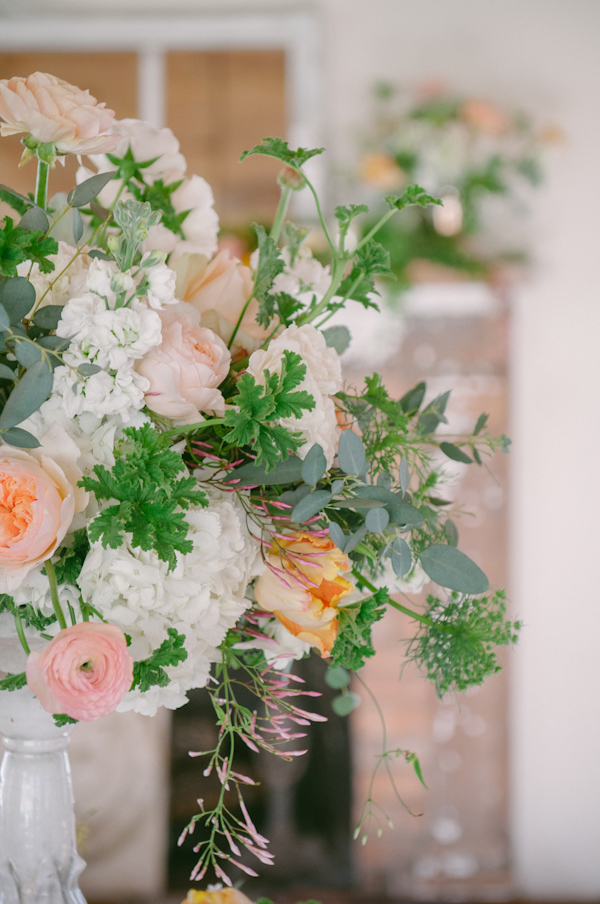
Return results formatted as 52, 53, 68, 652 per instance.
12, 609, 30, 656
45, 560, 67, 631
269, 184, 292, 244
35, 160, 49, 211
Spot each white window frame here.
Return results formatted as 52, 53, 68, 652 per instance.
0, 10, 325, 214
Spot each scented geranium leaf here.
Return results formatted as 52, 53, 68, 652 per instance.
273, 291, 303, 326
283, 221, 309, 265
23, 232, 58, 275
0, 187, 29, 216
331, 588, 388, 671
252, 224, 285, 328
54, 529, 90, 586
335, 203, 369, 228
0, 217, 30, 276
54, 714, 78, 726
240, 137, 325, 168
385, 184, 442, 211
132, 629, 188, 692
82, 425, 207, 570
0, 671, 26, 691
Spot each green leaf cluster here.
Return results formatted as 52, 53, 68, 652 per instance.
53, 529, 90, 587
132, 628, 188, 692
406, 590, 520, 696
240, 137, 325, 168
223, 350, 315, 468
0, 671, 26, 691
251, 223, 285, 327
0, 593, 57, 632
0, 217, 58, 277
80, 424, 207, 570
330, 588, 388, 671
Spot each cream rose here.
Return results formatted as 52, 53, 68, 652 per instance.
172, 251, 272, 358
26, 622, 134, 722
0, 72, 118, 156
0, 425, 86, 593
136, 302, 231, 423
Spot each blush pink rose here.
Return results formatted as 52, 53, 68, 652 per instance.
171, 250, 273, 359
26, 622, 134, 722
0, 72, 118, 156
136, 302, 231, 423
0, 429, 86, 593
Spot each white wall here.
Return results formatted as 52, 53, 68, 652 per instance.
319, 0, 600, 897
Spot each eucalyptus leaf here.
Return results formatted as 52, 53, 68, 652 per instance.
337, 429, 366, 475
444, 519, 459, 547
0, 363, 16, 381
278, 484, 311, 506
332, 692, 360, 717
376, 471, 392, 490
419, 544, 489, 594
76, 362, 102, 376
365, 507, 390, 533
344, 523, 368, 554
0, 277, 36, 323
440, 442, 472, 464
474, 413, 488, 435
301, 443, 327, 488
322, 325, 351, 355
37, 336, 69, 352
390, 537, 412, 577
0, 427, 40, 448
291, 489, 332, 523
72, 208, 84, 245
68, 171, 116, 208
88, 249, 112, 260
0, 304, 10, 331
19, 206, 49, 233
0, 360, 53, 429
325, 666, 351, 689
353, 485, 424, 526
33, 305, 64, 331
473, 447, 483, 466
12, 339, 43, 367
232, 456, 304, 486
330, 479, 345, 495
328, 521, 347, 551
399, 456, 410, 493
399, 381, 426, 413
417, 391, 451, 435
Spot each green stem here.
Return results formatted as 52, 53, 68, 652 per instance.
227, 292, 256, 351
301, 171, 336, 256
352, 568, 434, 628
297, 255, 347, 325
269, 184, 292, 244
162, 416, 224, 438
354, 208, 396, 252
35, 160, 49, 211
12, 609, 30, 656
45, 560, 67, 630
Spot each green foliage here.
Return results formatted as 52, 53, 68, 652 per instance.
240, 137, 325, 168
132, 629, 188, 692
338, 238, 393, 307
132, 177, 187, 237
223, 350, 315, 468
0, 593, 57, 632
335, 203, 369, 228
0, 671, 26, 691
251, 223, 285, 327
53, 714, 78, 726
406, 590, 520, 696
80, 424, 207, 570
283, 221, 309, 265
53, 529, 90, 586
0, 218, 57, 277
330, 588, 388, 671
385, 184, 442, 211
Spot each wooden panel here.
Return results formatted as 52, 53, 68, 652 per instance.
0, 53, 137, 200
167, 50, 286, 226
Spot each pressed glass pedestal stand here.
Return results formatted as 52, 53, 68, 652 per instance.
0, 687, 86, 904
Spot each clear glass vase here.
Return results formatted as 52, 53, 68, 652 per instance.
0, 687, 86, 904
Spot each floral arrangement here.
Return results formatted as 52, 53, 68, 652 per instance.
0, 72, 518, 888
352, 81, 557, 289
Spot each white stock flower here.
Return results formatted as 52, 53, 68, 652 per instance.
247, 324, 342, 466
141, 257, 178, 309
52, 362, 149, 421
86, 258, 136, 306
17, 242, 89, 312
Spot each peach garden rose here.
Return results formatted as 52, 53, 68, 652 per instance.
254, 532, 354, 656
26, 622, 134, 722
0, 72, 118, 157
136, 301, 231, 423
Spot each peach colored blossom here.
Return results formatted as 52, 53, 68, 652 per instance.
0, 72, 118, 156
136, 302, 231, 423
26, 622, 134, 722
254, 532, 354, 657
171, 250, 272, 359
184, 889, 254, 904
459, 99, 511, 136
0, 426, 86, 593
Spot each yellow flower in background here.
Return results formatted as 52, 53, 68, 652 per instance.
184, 888, 255, 904
254, 532, 354, 657
359, 150, 404, 190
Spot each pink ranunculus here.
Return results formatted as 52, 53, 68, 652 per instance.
0, 72, 118, 156
171, 250, 272, 359
0, 428, 86, 593
136, 302, 231, 423
26, 622, 134, 722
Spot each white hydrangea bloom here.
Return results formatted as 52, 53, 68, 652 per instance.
17, 241, 89, 312
77, 488, 264, 715
247, 324, 342, 467
271, 245, 331, 303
